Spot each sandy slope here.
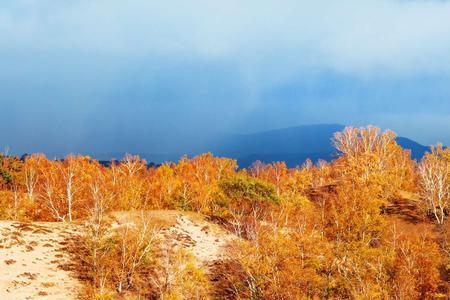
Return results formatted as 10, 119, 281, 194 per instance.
113, 210, 236, 268
0, 221, 82, 300
0, 211, 236, 299
167, 215, 235, 266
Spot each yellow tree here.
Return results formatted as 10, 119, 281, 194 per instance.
148, 163, 180, 209
36, 156, 64, 221
333, 126, 415, 202
173, 153, 237, 213
111, 154, 149, 210
0, 154, 24, 219
23, 154, 45, 203
57, 155, 100, 221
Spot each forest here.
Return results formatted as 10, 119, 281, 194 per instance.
1, 125, 450, 299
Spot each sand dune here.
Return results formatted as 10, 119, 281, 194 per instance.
0, 221, 82, 300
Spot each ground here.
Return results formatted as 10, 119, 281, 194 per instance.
0, 221, 82, 299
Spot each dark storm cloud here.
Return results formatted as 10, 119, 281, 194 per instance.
1, 0, 450, 157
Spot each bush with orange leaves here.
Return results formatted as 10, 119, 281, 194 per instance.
225, 213, 333, 299
390, 233, 442, 299
75, 211, 210, 299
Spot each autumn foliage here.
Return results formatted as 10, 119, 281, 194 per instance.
1, 126, 450, 298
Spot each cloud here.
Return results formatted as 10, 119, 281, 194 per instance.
2, 0, 450, 76
1, 0, 450, 154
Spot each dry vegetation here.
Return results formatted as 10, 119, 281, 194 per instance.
1, 125, 450, 299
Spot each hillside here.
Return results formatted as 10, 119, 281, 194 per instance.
1, 126, 448, 299
0, 212, 238, 299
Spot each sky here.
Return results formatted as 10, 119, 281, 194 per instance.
1, 0, 450, 157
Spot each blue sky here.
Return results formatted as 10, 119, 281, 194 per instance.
1, 0, 450, 156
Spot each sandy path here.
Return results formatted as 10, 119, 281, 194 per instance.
0, 221, 82, 299
166, 215, 235, 266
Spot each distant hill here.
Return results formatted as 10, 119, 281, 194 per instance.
395, 136, 430, 160
209, 124, 429, 168
91, 124, 430, 168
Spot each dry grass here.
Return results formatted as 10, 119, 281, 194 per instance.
64, 209, 238, 299
383, 190, 424, 223
19, 272, 38, 280
4, 259, 16, 265
41, 282, 56, 288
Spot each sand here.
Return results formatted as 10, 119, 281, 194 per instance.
0, 221, 82, 300
165, 214, 236, 266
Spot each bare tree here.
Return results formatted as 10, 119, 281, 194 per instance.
24, 166, 37, 201
419, 146, 450, 225
59, 155, 82, 222
85, 178, 112, 295
11, 181, 20, 220
114, 212, 159, 293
